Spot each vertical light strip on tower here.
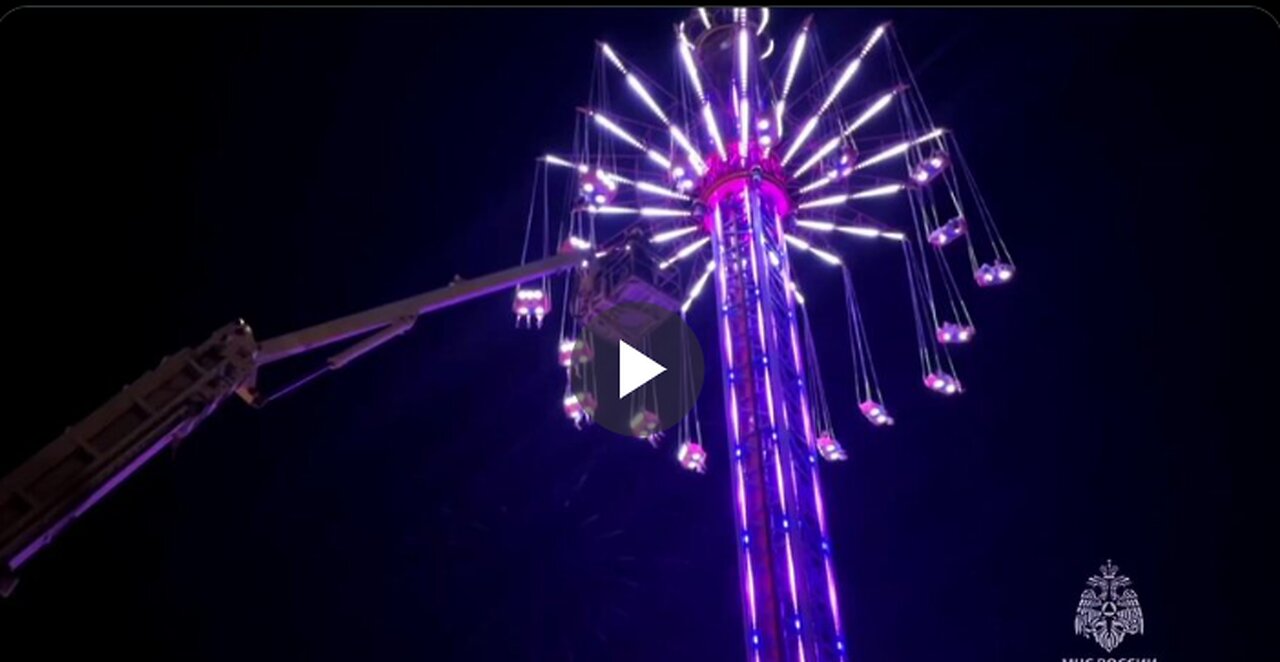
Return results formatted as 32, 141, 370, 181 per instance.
775, 207, 846, 657
738, 19, 752, 159
713, 202, 763, 662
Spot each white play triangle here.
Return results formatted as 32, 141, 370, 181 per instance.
618, 339, 667, 398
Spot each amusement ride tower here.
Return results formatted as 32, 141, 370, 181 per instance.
536, 8, 1017, 661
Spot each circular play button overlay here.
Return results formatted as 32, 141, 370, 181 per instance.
570, 301, 705, 440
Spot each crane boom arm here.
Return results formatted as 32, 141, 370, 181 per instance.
0, 323, 257, 597
256, 249, 583, 366
0, 249, 585, 596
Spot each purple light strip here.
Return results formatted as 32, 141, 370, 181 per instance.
854, 128, 946, 171
677, 30, 706, 103
797, 173, 839, 196
722, 315, 735, 368
715, 206, 734, 367
747, 200, 793, 603
734, 421, 757, 656
774, 216, 805, 372
776, 212, 846, 655
744, 191, 768, 354
600, 42, 628, 74
601, 41, 710, 175
714, 200, 761, 658
734, 422, 748, 529
626, 73, 670, 125
807, 407, 844, 649
544, 156, 692, 201
658, 235, 711, 269
651, 225, 700, 243
681, 260, 716, 313
779, 20, 809, 107
788, 459, 805, 538
592, 110, 644, 150
825, 557, 843, 635
703, 103, 728, 161
777, 450, 800, 608
769, 397, 786, 515
745, 548, 761, 662
779, 488, 806, 645
670, 125, 709, 174
781, 116, 819, 167
789, 321, 803, 374
861, 23, 888, 57
793, 87, 904, 178
782, 24, 888, 169
764, 372, 779, 456
589, 110, 675, 171
811, 470, 829, 545
641, 207, 696, 219
749, 191, 807, 656
805, 379, 845, 651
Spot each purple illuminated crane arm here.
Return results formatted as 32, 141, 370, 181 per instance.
0, 247, 590, 597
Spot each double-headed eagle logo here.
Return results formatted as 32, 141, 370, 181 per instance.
1074, 560, 1145, 652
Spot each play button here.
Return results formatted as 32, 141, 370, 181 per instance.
570, 300, 705, 440
618, 340, 667, 398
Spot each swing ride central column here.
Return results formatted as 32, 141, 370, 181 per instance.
708, 168, 845, 662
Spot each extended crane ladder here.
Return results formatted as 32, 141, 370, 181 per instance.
0, 248, 589, 597
0, 323, 257, 595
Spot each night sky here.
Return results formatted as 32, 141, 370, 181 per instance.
1, 7, 1271, 661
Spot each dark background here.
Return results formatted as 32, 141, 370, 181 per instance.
1, 7, 1271, 661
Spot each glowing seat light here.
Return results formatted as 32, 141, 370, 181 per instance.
561, 235, 592, 252
928, 215, 967, 247
677, 439, 708, 473
909, 151, 950, 184
630, 410, 663, 445
858, 400, 894, 426
839, 145, 858, 169
816, 431, 848, 462
514, 288, 550, 327
755, 118, 775, 148
935, 321, 975, 345
558, 338, 594, 368
974, 261, 1016, 287
564, 392, 598, 427
578, 170, 619, 206
924, 371, 963, 396
563, 393, 583, 420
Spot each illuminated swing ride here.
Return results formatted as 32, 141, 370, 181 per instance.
515, 7, 1016, 661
